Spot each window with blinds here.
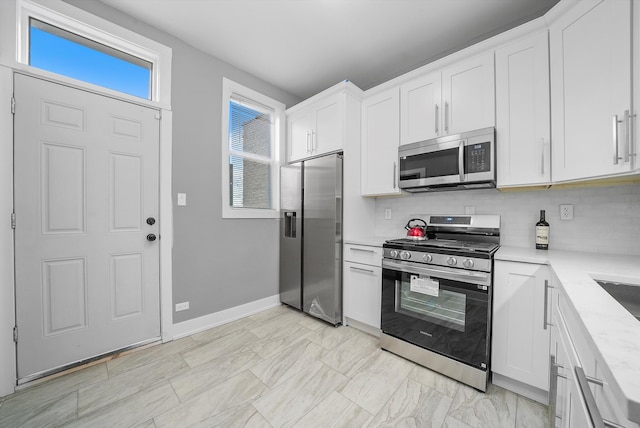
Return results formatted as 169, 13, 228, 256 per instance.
228, 97, 275, 209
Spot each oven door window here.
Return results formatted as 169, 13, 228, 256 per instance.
381, 268, 490, 369
397, 275, 466, 332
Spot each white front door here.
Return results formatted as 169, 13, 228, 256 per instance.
14, 74, 160, 381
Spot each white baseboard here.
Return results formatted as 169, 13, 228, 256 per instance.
344, 317, 381, 338
491, 372, 549, 405
171, 294, 281, 340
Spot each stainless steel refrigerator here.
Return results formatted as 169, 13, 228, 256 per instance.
279, 153, 343, 325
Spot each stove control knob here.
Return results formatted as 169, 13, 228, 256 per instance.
389, 250, 399, 258
447, 257, 457, 266
422, 254, 433, 263
400, 251, 411, 260
463, 259, 474, 268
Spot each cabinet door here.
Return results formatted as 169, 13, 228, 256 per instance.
550, 0, 633, 181
492, 261, 550, 391
344, 261, 381, 328
361, 87, 401, 196
442, 52, 495, 135
288, 108, 313, 163
496, 31, 551, 187
400, 70, 441, 144
313, 94, 343, 156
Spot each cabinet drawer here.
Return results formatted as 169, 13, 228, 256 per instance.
344, 261, 382, 328
344, 244, 383, 265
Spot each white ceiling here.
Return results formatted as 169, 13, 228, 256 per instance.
99, 0, 560, 100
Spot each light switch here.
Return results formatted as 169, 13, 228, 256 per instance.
177, 193, 187, 206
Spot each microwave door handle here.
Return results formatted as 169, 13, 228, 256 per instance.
458, 140, 465, 182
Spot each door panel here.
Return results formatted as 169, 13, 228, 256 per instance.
41, 143, 86, 234
14, 74, 160, 380
42, 257, 88, 335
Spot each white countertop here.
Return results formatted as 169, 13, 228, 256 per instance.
497, 246, 640, 423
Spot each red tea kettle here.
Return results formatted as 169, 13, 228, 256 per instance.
405, 218, 427, 240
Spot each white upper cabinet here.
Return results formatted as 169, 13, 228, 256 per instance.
549, 0, 635, 182
496, 30, 551, 187
400, 71, 441, 143
442, 53, 495, 135
287, 89, 345, 163
400, 52, 495, 145
361, 87, 401, 196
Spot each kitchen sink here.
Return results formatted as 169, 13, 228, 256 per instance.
595, 280, 640, 321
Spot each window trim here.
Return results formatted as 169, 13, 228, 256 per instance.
5, 0, 172, 108
221, 78, 285, 219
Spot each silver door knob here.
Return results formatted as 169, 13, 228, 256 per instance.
147, 234, 157, 242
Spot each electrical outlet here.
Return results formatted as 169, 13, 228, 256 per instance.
175, 301, 189, 311
384, 208, 392, 220
560, 204, 574, 220
177, 193, 187, 206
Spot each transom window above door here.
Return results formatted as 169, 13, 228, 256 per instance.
29, 18, 152, 100
8, 0, 172, 106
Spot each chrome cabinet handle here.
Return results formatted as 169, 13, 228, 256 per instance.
613, 115, 622, 165
549, 355, 559, 428
349, 266, 375, 274
458, 140, 465, 182
624, 110, 631, 163
393, 162, 397, 189
444, 101, 450, 133
311, 130, 316, 153
575, 366, 605, 428
543, 279, 555, 330
541, 138, 546, 176
603, 420, 628, 428
306, 131, 311, 154
350, 247, 375, 253
435, 104, 439, 135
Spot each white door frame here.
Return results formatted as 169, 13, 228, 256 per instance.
0, 0, 174, 397
0, 68, 174, 397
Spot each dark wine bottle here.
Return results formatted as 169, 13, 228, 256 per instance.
535, 210, 549, 250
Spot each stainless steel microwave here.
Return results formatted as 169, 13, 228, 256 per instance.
398, 127, 496, 192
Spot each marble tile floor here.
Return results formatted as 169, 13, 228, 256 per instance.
0, 305, 549, 427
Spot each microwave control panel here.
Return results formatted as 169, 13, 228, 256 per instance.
465, 142, 491, 173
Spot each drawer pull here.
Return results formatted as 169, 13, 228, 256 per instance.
350, 248, 376, 253
349, 266, 375, 274
575, 366, 605, 428
585, 375, 604, 387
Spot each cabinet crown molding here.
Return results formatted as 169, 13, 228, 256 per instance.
286, 80, 363, 114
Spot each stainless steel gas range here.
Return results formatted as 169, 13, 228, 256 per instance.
380, 214, 500, 392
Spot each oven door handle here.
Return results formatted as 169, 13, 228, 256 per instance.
382, 259, 491, 286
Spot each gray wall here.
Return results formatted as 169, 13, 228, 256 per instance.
64, 0, 301, 323
374, 183, 640, 255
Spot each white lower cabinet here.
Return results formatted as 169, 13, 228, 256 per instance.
343, 244, 382, 331
491, 260, 551, 401
549, 276, 639, 428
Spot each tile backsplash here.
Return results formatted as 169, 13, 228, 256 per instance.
374, 183, 640, 256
